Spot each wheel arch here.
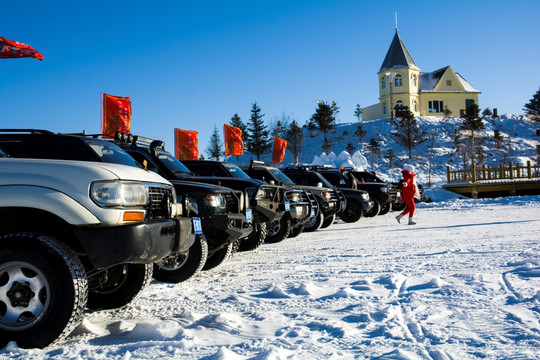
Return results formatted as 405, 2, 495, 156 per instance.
0, 207, 85, 256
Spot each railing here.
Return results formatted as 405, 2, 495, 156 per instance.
446, 161, 540, 183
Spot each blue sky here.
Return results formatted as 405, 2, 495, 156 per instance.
1, 0, 539, 153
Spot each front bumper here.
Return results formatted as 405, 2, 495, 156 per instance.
202, 213, 253, 241
75, 219, 178, 269
174, 216, 197, 253
252, 199, 285, 223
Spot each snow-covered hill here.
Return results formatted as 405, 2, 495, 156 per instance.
231, 114, 539, 189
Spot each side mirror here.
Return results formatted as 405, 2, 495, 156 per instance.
317, 182, 323, 187
339, 179, 345, 185
269, 180, 275, 185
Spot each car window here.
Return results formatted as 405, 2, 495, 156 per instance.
156, 151, 192, 174
223, 163, 251, 179
129, 151, 159, 173
268, 169, 295, 185
87, 141, 141, 167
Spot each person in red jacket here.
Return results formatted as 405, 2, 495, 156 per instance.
395, 164, 420, 225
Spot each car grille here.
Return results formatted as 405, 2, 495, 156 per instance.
223, 191, 241, 213
146, 185, 174, 220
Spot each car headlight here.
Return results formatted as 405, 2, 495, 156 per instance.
204, 193, 226, 208
321, 191, 331, 201
286, 191, 301, 203
362, 193, 370, 201
91, 181, 147, 207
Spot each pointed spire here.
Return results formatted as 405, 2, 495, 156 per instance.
379, 30, 418, 72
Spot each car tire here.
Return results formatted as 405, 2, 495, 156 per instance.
0, 233, 88, 349
339, 199, 363, 223
321, 214, 335, 228
303, 211, 324, 232
265, 217, 292, 243
364, 198, 381, 217
87, 263, 152, 310
153, 234, 208, 283
378, 202, 391, 215
203, 241, 234, 270
392, 202, 407, 212
288, 224, 305, 238
239, 221, 267, 251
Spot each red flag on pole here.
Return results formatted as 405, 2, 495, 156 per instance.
175, 128, 199, 160
224, 124, 244, 156
272, 137, 287, 163
0, 36, 43, 60
101, 93, 131, 138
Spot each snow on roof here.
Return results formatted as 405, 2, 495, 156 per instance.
455, 73, 480, 92
420, 66, 480, 93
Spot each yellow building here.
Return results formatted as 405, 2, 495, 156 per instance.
363, 30, 480, 121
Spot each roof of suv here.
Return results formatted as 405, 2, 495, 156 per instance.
0, 129, 141, 168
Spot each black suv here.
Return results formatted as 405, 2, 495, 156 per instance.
0, 129, 250, 282
115, 137, 286, 248
318, 168, 399, 216
282, 166, 374, 223
182, 160, 316, 242
244, 162, 344, 232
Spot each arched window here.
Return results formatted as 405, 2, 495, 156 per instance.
381, 77, 386, 89
413, 100, 418, 112
395, 74, 403, 87
383, 102, 387, 114
412, 74, 417, 86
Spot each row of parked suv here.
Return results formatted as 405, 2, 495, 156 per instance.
0, 129, 413, 349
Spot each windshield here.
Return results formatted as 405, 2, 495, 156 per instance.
224, 163, 251, 179
269, 168, 296, 185
156, 151, 193, 177
87, 141, 141, 167
314, 172, 334, 188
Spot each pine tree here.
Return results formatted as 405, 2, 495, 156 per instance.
460, 102, 485, 167
354, 124, 367, 144
366, 138, 380, 169
443, 106, 452, 122
384, 148, 396, 169
392, 109, 428, 159
310, 100, 339, 154
229, 113, 247, 143
205, 124, 223, 160
482, 107, 493, 117
271, 119, 288, 138
245, 102, 271, 160
523, 86, 540, 121
346, 142, 356, 154
354, 104, 362, 122
285, 120, 304, 163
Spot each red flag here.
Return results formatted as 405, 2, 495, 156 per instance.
224, 124, 244, 156
272, 137, 287, 163
0, 36, 43, 60
175, 128, 199, 160
101, 93, 131, 138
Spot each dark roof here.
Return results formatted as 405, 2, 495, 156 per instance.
379, 30, 418, 72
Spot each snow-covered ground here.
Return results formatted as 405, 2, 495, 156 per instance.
2, 194, 539, 360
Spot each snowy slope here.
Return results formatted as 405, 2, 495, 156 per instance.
2, 196, 539, 359
230, 114, 539, 188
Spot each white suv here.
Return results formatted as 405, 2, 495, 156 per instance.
0, 157, 182, 349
